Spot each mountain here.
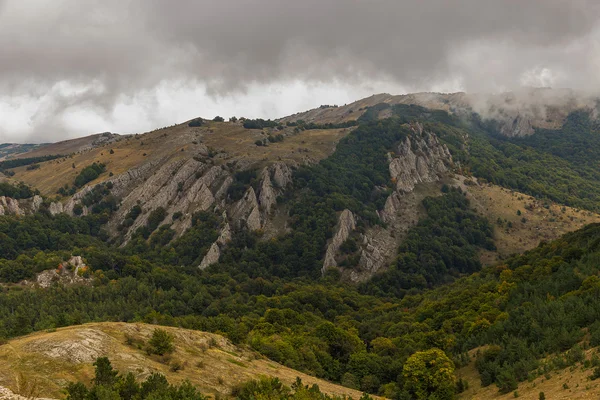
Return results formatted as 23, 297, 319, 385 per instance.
2, 89, 600, 399
280, 88, 598, 138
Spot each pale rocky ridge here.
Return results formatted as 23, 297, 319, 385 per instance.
322, 209, 356, 274
199, 162, 293, 268
323, 123, 454, 281
0, 195, 43, 216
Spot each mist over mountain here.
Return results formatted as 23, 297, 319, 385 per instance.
1, 0, 600, 142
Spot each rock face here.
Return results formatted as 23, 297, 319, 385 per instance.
49, 201, 64, 216
341, 124, 454, 282
0, 195, 44, 216
322, 209, 356, 274
388, 122, 452, 193
198, 220, 232, 269
257, 162, 293, 215
0, 196, 24, 216
199, 242, 221, 270
231, 187, 261, 231
258, 168, 277, 213
34, 256, 91, 288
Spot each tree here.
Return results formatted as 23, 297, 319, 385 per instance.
402, 348, 456, 400
148, 328, 174, 355
66, 382, 89, 400
213, 116, 224, 122
93, 357, 119, 386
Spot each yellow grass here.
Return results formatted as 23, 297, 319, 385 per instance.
11, 121, 351, 196
462, 182, 600, 265
0, 322, 372, 400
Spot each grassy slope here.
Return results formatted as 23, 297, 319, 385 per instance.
10, 121, 349, 196
458, 347, 600, 399
461, 181, 600, 265
0, 322, 372, 400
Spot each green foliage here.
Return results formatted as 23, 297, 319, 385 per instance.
74, 163, 106, 188
148, 328, 174, 355
0, 154, 63, 174
362, 188, 494, 297
402, 348, 456, 400
213, 116, 224, 122
232, 376, 367, 400
8, 101, 600, 398
0, 181, 38, 199
188, 118, 204, 127
244, 119, 279, 129
93, 357, 119, 386
67, 357, 207, 400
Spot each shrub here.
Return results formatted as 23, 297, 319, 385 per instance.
188, 118, 204, 127
74, 163, 106, 187
148, 328, 174, 356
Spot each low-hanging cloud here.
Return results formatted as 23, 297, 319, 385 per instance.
1, 0, 599, 142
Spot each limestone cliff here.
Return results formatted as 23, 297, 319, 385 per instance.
0, 195, 43, 216
341, 125, 454, 281
388, 122, 452, 193
322, 209, 356, 274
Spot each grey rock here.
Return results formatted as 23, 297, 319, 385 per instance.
322, 209, 356, 274
199, 242, 220, 269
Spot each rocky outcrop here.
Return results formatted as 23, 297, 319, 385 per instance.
108, 157, 165, 198
388, 122, 452, 193
112, 159, 232, 240
258, 168, 277, 213
322, 209, 356, 274
0, 385, 54, 400
0, 196, 24, 216
341, 125, 454, 281
217, 222, 232, 245
34, 256, 91, 288
231, 187, 262, 231
378, 192, 401, 224
199, 242, 221, 270
199, 217, 232, 269
498, 114, 534, 137
272, 162, 293, 188
0, 195, 43, 216
64, 186, 93, 216
257, 162, 293, 215
49, 201, 64, 215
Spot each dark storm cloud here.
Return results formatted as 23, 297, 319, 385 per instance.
0, 0, 599, 142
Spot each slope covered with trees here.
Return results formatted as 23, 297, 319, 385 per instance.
2, 101, 600, 399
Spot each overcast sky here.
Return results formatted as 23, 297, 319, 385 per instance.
1, 0, 599, 143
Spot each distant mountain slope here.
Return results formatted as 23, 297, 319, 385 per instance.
281, 88, 598, 138
0, 322, 371, 400
0, 144, 44, 161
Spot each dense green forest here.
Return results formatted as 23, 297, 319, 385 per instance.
2, 103, 600, 399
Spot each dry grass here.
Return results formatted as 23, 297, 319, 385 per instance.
11, 121, 351, 196
0, 322, 370, 400
461, 181, 600, 265
458, 347, 600, 399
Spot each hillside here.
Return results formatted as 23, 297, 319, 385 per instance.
0, 322, 371, 400
3, 91, 600, 399
462, 181, 600, 265
281, 88, 598, 138
458, 347, 600, 399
